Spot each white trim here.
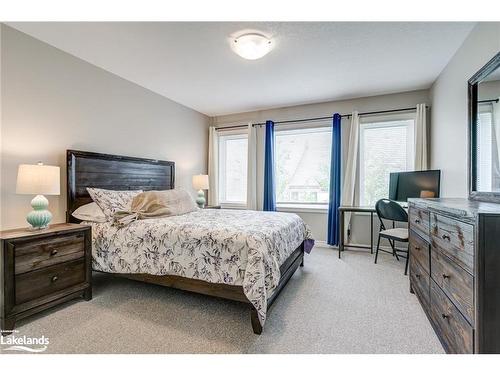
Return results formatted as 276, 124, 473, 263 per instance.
360, 110, 416, 124
358, 116, 415, 206
220, 203, 247, 210
275, 124, 332, 206
314, 241, 400, 253
313, 241, 336, 249
218, 132, 248, 206
277, 204, 328, 213
216, 127, 248, 136
274, 121, 332, 133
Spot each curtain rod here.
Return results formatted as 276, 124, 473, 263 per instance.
214, 105, 426, 130
478, 99, 499, 104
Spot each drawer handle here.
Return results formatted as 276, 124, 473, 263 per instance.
415, 274, 421, 279
50, 249, 58, 256
414, 219, 421, 224
414, 246, 421, 251
441, 234, 451, 241
442, 274, 450, 279
51, 275, 59, 283
441, 313, 449, 320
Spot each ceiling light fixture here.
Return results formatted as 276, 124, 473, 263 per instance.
231, 33, 273, 60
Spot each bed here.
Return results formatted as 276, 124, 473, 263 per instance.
66, 149, 313, 334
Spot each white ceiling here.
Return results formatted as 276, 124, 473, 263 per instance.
8, 22, 475, 116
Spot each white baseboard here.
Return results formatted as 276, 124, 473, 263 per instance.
312, 240, 396, 253
313, 240, 336, 249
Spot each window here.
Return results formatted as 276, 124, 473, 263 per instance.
476, 106, 493, 191
359, 118, 415, 206
218, 132, 248, 205
275, 126, 332, 207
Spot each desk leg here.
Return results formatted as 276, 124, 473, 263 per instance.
339, 210, 344, 259
370, 212, 374, 254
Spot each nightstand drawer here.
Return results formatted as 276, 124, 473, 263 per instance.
15, 258, 86, 305
14, 232, 85, 275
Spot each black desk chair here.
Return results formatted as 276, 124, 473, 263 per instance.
374, 199, 409, 275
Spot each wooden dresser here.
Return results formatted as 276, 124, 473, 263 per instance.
1, 223, 92, 334
408, 198, 500, 353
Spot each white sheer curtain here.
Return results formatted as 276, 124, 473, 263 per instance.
247, 123, 265, 210
341, 111, 360, 239
207, 126, 219, 206
414, 103, 429, 170
247, 123, 257, 210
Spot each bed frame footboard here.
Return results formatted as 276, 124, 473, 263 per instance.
248, 243, 305, 334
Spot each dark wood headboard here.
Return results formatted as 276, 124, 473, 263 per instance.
66, 150, 175, 223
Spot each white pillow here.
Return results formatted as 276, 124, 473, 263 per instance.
87, 188, 143, 219
72, 202, 107, 223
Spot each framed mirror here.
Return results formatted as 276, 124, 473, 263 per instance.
469, 52, 500, 202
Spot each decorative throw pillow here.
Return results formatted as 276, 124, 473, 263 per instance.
87, 188, 143, 219
114, 189, 198, 225
72, 202, 107, 223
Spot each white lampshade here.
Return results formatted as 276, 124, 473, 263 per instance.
192, 174, 209, 190
16, 163, 60, 195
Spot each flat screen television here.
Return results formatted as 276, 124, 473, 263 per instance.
388, 170, 441, 202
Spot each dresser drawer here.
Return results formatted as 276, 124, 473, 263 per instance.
15, 258, 86, 305
14, 232, 85, 275
410, 257, 430, 308
409, 207, 430, 242
431, 248, 474, 324
409, 230, 430, 274
429, 280, 473, 354
430, 213, 474, 273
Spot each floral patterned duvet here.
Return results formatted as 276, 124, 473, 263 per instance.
86, 209, 314, 326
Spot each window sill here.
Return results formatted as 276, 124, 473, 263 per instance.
277, 204, 328, 214
220, 203, 247, 210
352, 211, 376, 217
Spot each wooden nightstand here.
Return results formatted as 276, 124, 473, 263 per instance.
1, 223, 92, 334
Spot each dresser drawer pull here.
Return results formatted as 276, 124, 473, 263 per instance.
441, 313, 449, 320
442, 274, 450, 279
441, 234, 451, 241
415, 273, 421, 279
414, 218, 421, 224
51, 275, 59, 283
414, 246, 421, 251
50, 249, 58, 256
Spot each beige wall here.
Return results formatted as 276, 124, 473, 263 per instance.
0, 25, 210, 230
430, 23, 500, 197
213, 89, 430, 243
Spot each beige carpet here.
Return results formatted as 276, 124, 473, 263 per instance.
6, 247, 444, 354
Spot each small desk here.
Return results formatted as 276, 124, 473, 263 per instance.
338, 206, 376, 259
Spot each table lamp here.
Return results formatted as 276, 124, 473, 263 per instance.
16, 162, 60, 229
192, 174, 209, 208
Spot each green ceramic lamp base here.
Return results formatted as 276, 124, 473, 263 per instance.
27, 194, 53, 229
196, 189, 206, 208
